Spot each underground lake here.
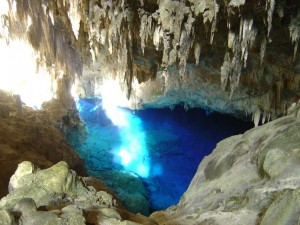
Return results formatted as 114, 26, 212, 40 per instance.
67, 98, 253, 215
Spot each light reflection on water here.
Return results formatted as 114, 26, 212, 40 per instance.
72, 97, 253, 211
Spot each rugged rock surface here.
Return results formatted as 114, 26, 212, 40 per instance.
1, 0, 299, 121
0, 90, 86, 198
0, 161, 157, 225
150, 104, 300, 225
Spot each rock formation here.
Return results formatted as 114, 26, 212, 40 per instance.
0, 160, 157, 225
151, 103, 300, 224
0, 90, 86, 198
0, 0, 299, 122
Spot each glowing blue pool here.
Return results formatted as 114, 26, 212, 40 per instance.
69, 98, 253, 213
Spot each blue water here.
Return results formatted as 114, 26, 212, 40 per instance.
70, 98, 253, 213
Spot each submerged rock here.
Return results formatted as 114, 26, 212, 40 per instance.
151, 112, 300, 224
89, 170, 150, 216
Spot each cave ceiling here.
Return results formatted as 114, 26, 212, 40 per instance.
0, 0, 299, 123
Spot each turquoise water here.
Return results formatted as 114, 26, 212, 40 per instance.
69, 98, 253, 213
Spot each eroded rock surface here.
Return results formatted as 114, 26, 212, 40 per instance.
151, 106, 300, 225
0, 161, 157, 225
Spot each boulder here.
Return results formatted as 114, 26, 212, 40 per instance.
0, 161, 157, 225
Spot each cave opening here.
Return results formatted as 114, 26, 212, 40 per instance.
67, 97, 253, 214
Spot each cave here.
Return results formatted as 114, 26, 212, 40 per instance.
67, 97, 253, 214
0, 0, 299, 224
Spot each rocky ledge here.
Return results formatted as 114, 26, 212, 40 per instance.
0, 161, 157, 225
151, 103, 300, 224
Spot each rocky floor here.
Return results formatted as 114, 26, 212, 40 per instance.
0, 161, 157, 225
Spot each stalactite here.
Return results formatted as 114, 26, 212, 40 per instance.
1, 0, 298, 119
229, 48, 242, 98
139, 9, 148, 55
261, 111, 267, 124
172, 3, 186, 47
267, 0, 275, 37
210, 1, 219, 44
240, 18, 257, 68
67, 0, 81, 39
260, 37, 267, 66
178, 27, 189, 80
162, 30, 171, 68
194, 42, 201, 65
153, 25, 162, 50
289, 11, 300, 60
193, 0, 219, 44
228, 30, 236, 49
178, 14, 194, 81
253, 109, 261, 127
221, 52, 231, 91
221, 15, 258, 96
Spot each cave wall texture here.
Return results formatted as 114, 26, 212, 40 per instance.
1, 0, 299, 124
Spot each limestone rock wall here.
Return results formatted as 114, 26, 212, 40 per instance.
1, 0, 299, 121
150, 104, 300, 225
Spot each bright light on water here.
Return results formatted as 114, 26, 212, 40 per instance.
0, 39, 54, 109
118, 148, 132, 166
72, 97, 254, 212
100, 79, 130, 126
100, 79, 150, 178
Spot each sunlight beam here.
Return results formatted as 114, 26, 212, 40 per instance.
100, 79, 150, 178
0, 39, 54, 109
